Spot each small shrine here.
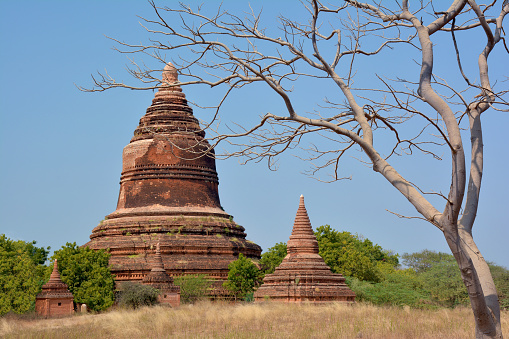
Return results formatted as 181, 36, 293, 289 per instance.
254, 195, 356, 303
142, 243, 180, 307
35, 259, 74, 316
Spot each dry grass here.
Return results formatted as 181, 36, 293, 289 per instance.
1, 302, 508, 339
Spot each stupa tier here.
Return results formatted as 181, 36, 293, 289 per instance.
85, 63, 261, 296
254, 196, 355, 303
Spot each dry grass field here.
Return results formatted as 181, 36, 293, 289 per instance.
1, 301, 508, 339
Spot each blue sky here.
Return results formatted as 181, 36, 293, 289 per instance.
0, 1, 507, 268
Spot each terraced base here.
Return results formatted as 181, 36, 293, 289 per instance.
254, 196, 355, 303
85, 209, 261, 297
254, 253, 355, 303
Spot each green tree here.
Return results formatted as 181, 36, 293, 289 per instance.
49, 243, 115, 312
173, 274, 211, 304
223, 254, 263, 300
260, 242, 287, 275
117, 282, 159, 309
419, 259, 469, 308
403, 250, 509, 309
0, 234, 50, 268
315, 225, 398, 282
0, 234, 49, 315
401, 250, 454, 273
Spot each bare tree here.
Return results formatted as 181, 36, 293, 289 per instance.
83, 1, 508, 337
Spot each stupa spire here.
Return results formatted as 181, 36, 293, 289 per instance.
287, 195, 319, 255
151, 243, 165, 272
162, 62, 179, 83
45, 259, 67, 287
49, 259, 61, 281
154, 62, 183, 103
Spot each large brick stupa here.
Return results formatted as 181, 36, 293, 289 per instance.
85, 63, 261, 296
254, 195, 355, 303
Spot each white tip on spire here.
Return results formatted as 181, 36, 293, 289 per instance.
162, 62, 178, 83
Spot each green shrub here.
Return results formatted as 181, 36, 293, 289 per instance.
117, 282, 159, 309
223, 254, 263, 300
173, 274, 211, 304
345, 276, 431, 308
243, 292, 254, 302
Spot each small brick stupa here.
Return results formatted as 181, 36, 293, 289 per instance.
254, 195, 355, 303
35, 259, 74, 317
142, 243, 180, 307
85, 63, 261, 296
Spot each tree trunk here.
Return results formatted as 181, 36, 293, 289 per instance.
459, 228, 503, 338
443, 224, 502, 338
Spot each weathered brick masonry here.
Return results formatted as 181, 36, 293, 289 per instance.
85, 63, 261, 297
142, 242, 180, 307
254, 195, 355, 303
35, 260, 74, 317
